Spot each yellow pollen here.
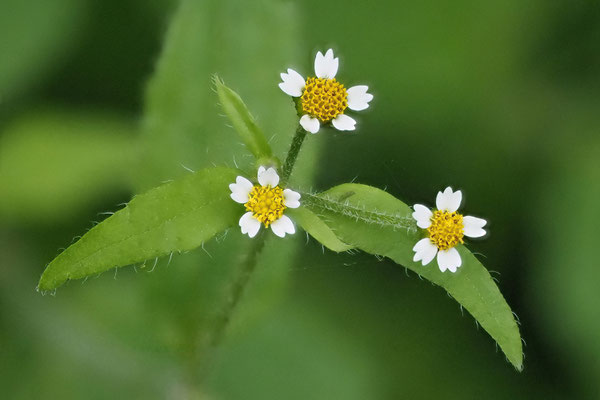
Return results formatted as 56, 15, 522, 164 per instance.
244, 185, 286, 227
427, 210, 465, 251
301, 77, 348, 122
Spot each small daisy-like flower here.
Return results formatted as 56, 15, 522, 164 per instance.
229, 166, 301, 238
278, 49, 373, 134
412, 187, 487, 273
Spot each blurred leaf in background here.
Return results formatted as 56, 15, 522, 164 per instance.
133, 2, 318, 392
532, 141, 600, 399
138, 0, 318, 191
2, 0, 600, 399
0, 0, 87, 103
0, 111, 134, 223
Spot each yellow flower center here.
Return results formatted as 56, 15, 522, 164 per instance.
427, 210, 465, 251
244, 185, 286, 227
301, 77, 348, 122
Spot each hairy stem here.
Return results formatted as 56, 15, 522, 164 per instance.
195, 124, 308, 380
302, 192, 416, 232
209, 236, 266, 347
195, 235, 266, 381
205, 124, 307, 349
280, 124, 307, 185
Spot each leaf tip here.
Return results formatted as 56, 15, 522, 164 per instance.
211, 74, 225, 90
37, 261, 67, 293
36, 274, 56, 294
511, 356, 524, 372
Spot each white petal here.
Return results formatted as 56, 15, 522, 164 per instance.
283, 189, 301, 208
314, 48, 339, 79
436, 187, 462, 212
229, 176, 253, 204
270, 215, 295, 238
412, 204, 433, 229
314, 51, 327, 78
325, 49, 339, 79
436, 247, 462, 273
279, 83, 301, 97
347, 85, 373, 111
300, 114, 320, 134
331, 114, 356, 131
278, 68, 305, 97
257, 166, 279, 187
463, 215, 487, 238
412, 238, 438, 266
239, 212, 261, 238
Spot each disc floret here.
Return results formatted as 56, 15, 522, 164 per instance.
229, 166, 301, 238
411, 187, 487, 273
427, 210, 465, 251
244, 185, 286, 227
301, 77, 348, 122
279, 49, 373, 133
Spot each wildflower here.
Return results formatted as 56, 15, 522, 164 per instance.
229, 166, 301, 238
279, 49, 373, 134
412, 187, 487, 272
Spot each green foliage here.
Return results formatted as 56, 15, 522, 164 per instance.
32, 0, 523, 379
214, 76, 276, 166
302, 184, 523, 370
0, 111, 134, 223
38, 167, 240, 291
533, 143, 600, 391
0, 0, 86, 101
138, 0, 303, 190
133, 0, 309, 353
287, 207, 353, 252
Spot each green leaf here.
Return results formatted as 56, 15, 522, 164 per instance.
287, 207, 353, 252
214, 76, 275, 164
130, 0, 313, 347
302, 184, 523, 370
38, 167, 241, 291
0, 110, 134, 223
138, 0, 304, 190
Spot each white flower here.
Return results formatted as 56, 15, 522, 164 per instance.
279, 49, 373, 134
229, 166, 301, 238
411, 187, 487, 273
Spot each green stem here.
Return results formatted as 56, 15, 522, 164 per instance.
302, 192, 416, 232
195, 123, 308, 380
208, 236, 266, 348
195, 235, 266, 381
206, 125, 307, 348
280, 124, 307, 185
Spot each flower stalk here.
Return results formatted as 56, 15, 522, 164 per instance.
280, 124, 307, 185
198, 121, 309, 377
208, 234, 267, 347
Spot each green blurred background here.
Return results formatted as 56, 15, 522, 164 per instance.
1, 0, 599, 398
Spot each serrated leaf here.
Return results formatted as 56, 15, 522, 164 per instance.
38, 167, 240, 291
214, 76, 275, 164
287, 207, 353, 252
302, 183, 523, 370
